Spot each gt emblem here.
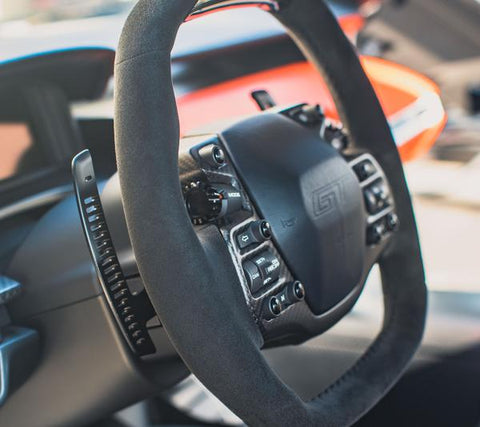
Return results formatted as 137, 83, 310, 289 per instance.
311, 179, 346, 218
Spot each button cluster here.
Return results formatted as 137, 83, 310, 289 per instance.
264, 281, 306, 320
283, 104, 349, 151
243, 250, 281, 294
349, 154, 400, 247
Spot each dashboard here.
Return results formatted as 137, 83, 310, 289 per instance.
0, 7, 468, 427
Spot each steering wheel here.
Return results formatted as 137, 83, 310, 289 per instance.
114, 0, 426, 425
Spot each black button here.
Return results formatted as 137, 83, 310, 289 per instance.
259, 221, 272, 239
212, 146, 225, 165
364, 180, 390, 214
262, 255, 280, 279
354, 160, 376, 181
253, 255, 270, 286
249, 220, 271, 241
364, 188, 378, 214
294, 282, 305, 299
260, 252, 280, 280
323, 124, 348, 150
269, 296, 282, 316
386, 212, 399, 231
290, 281, 305, 301
198, 144, 226, 168
243, 261, 262, 293
236, 220, 272, 250
253, 252, 269, 269
277, 281, 306, 309
254, 251, 280, 285
371, 181, 389, 209
367, 222, 386, 245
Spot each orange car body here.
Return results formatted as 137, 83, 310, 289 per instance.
177, 14, 446, 162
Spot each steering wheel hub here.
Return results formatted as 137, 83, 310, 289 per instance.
222, 113, 365, 313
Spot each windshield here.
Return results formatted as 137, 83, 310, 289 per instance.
0, 1, 134, 24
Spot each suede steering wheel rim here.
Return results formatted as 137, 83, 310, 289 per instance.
114, 1, 427, 425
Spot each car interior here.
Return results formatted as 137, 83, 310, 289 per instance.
0, 1, 479, 426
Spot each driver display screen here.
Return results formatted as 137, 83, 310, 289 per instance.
0, 122, 45, 182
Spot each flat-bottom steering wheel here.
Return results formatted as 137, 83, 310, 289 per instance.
114, 1, 427, 425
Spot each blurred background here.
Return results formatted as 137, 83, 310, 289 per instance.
363, 0, 480, 293
1, 0, 479, 293
0, 1, 479, 426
